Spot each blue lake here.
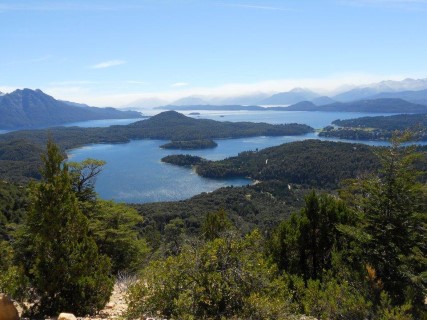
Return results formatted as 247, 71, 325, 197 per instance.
67, 110, 408, 203
62, 118, 142, 128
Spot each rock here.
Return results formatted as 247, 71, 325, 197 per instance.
0, 294, 19, 320
58, 312, 77, 320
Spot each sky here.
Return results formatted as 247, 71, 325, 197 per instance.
1, 0, 427, 107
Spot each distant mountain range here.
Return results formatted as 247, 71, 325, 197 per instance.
369, 89, 427, 106
259, 88, 320, 105
154, 98, 427, 113
126, 78, 427, 108
0, 89, 142, 130
285, 98, 427, 113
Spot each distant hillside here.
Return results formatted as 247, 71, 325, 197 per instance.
333, 113, 427, 130
260, 88, 320, 105
155, 104, 265, 111
333, 87, 382, 102
0, 89, 142, 129
271, 101, 317, 111
284, 98, 427, 113
311, 96, 335, 106
370, 89, 427, 106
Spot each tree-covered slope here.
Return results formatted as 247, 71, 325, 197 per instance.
319, 113, 427, 141
332, 113, 427, 130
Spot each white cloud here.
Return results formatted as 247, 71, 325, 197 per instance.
171, 82, 189, 87
90, 60, 126, 69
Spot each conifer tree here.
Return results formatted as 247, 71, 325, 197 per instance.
341, 134, 427, 311
24, 140, 113, 316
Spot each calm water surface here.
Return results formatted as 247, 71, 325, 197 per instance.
67, 110, 405, 203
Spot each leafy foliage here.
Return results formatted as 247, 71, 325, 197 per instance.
0, 180, 28, 240
88, 200, 149, 273
269, 191, 354, 281
69, 158, 106, 202
127, 230, 295, 319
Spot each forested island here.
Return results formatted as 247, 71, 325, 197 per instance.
161, 154, 206, 166
164, 140, 384, 189
320, 113, 427, 141
160, 139, 217, 150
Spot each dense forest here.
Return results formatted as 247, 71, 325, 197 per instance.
320, 113, 427, 141
1, 136, 425, 319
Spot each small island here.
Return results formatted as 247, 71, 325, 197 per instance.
161, 154, 207, 166
160, 139, 218, 150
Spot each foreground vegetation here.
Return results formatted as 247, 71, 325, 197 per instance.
0, 135, 426, 319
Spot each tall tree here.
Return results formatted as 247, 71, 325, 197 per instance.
23, 140, 113, 316
269, 191, 353, 281
340, 134, 427, 310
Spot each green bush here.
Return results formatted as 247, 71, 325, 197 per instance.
127, 230, 295, 319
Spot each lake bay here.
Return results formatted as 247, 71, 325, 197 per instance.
67, 110, 409, 203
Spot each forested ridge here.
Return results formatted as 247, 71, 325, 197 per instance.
320, 113, 427, 141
